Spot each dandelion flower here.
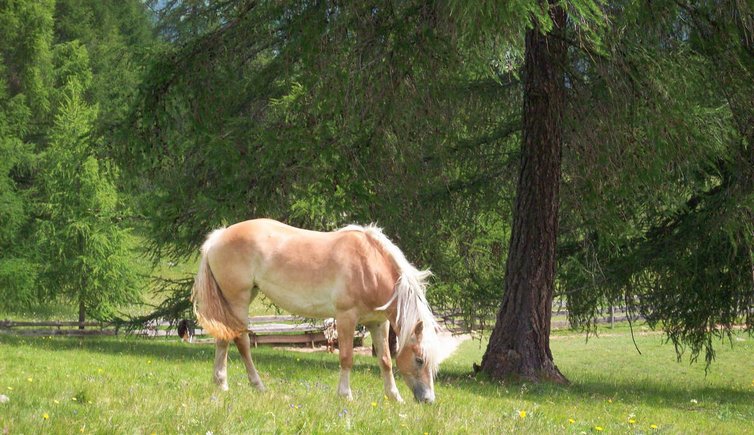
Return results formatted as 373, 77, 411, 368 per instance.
607, 399, 612, 404
519, 410, 527, 418
27, 377, 32, 382
72, 397, 77, 401
54, 400, 59, 404
568, 418, 575, 424
7, 387, 12, 391
371, 402, 377, 408
650, 424, 658, 429
595, 426, 604, 431
628, 419, 636, 424
42, 413, 49, 420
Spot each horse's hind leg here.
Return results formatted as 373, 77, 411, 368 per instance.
229, 287, 265, 391
367, 321, 403, 402
234, 332, 265, 391
214, 339, 230, 391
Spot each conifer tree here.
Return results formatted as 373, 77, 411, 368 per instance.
34, 41, 140, 323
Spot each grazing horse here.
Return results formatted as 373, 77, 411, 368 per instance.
191, 219, 440, 403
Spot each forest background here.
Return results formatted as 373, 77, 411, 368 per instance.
0, 0, 752, 376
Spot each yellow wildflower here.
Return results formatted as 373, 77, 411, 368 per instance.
519, 410, 527, 418
650, 424, 658, 429
7, 387, 12, 391
568, 418, 575, 424
595, 426, 604, 431
628, 418, 636, 424
27, 377, 32, 382
371, 402, 377, 408
54, 400, 59, 404
42, 413, 49, 420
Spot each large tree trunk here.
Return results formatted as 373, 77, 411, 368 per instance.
479, 3, 568, 383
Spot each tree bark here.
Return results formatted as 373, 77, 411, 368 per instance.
479, 3, 568, 383
79, 299, 86, 330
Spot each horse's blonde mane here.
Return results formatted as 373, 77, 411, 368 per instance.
339, 224, 440, 374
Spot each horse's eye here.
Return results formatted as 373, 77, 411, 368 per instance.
415, 357, 424, 366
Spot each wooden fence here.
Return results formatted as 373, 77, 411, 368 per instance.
0, 320, 115, 336
0, 316, 347, 347
1, 307, 642, 341
435, 306, 643, 334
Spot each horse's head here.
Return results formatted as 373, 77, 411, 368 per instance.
395, 320, 436, 403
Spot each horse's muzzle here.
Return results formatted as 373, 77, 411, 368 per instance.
412, 385, 435, 404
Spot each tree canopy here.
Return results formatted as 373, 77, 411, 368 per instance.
0, 0, 751, 367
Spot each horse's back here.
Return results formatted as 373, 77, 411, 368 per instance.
204, 219, 398, 318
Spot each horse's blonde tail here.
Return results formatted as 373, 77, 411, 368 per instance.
191, 231, 247, 341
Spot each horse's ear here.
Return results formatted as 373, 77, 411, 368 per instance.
413, 320, 424, 338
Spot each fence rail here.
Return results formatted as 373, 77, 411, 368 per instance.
0, 316, 342, 346
436, 306, 644, 334
1, 307, 644, 340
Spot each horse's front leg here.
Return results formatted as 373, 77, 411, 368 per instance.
213, 339, 230, 391
368, 321, 403, 402
335, 313, 357, 400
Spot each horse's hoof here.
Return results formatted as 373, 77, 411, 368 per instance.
253, 381, 266, 392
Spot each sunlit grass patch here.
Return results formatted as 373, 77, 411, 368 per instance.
0, 328, 752, 433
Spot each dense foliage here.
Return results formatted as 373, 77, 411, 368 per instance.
560, 2, 754, 363
0, 0, 152, 320
0, 1, 751, 365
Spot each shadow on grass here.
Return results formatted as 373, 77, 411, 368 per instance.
4, 335, 750, 411
436, 365, 753, 410
0, 334, 379, 375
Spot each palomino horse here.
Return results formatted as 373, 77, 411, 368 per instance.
191, 219, 440, 403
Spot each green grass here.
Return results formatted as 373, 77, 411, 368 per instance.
1, 327, 752, 434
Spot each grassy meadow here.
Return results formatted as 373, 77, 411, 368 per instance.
1, 324, 753, 434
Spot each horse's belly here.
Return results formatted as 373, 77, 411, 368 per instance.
256, 279, 338, 318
